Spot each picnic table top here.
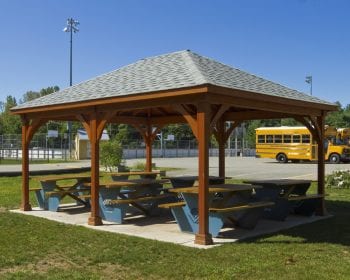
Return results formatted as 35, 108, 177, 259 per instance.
243, 179, 312, 186
84, 178, 169, 189
108, 171, 161, 176
168, 184, 260, 194
164, 175, 226, 180
33, 174, 92, 182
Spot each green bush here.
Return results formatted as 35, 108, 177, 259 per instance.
132, 161, 146, 171
325, 170, 350, 188
100, 139, 124, 172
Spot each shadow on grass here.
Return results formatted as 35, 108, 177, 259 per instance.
239, 199, 350, 246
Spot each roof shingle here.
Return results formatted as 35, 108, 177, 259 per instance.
13, 50, 335, 110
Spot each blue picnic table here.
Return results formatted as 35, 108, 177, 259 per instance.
98, 178, 172, 224
244, 179, 321, 220
31, 175, 91, 211
162, 184, 274, 237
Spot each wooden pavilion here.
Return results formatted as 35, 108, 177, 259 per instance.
11, 50, 337, 245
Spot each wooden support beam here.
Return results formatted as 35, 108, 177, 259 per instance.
145, 123, 153, 172
78, 110, 114, 226
294, 116, 320, 142
316, 113, 327, 216
213, 120, 241, 178
217, 119, 226, 178
20, 116, 46, 211
210, 104, 230, 128
131, 122, 164, 172
224, 110, 293, 122
76, 114, 91, 140
20, 118, 31, 211
88, 113, 103, 226
195, 101, 213, 245
173, 104, 198, 139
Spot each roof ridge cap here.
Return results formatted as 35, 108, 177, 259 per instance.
182, 51, 208, 84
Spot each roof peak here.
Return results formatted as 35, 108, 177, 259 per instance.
13, 49, 335, 111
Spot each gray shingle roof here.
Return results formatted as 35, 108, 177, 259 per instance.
13, 50, 335, 110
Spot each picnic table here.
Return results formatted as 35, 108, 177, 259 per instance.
31, 175, 92, 211
159, 184, 274, 237
243, 179, 323, 220
96, 178, 173, 224
109, 170, 164, 181
165, 175, 226, 188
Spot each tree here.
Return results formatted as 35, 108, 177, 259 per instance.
20, 86, 59, 104
100, 138, 124, 171
0, 95, 21, 134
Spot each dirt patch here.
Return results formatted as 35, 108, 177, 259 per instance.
0, 257, 166, 279
0, 254, 77, 276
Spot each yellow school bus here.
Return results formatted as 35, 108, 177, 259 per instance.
255, 126, 350, 163
337, 128, 350, 146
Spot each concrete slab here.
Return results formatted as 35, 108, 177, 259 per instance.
11, 205, 331, 249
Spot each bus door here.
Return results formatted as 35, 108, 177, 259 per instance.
311, 144, 317, 160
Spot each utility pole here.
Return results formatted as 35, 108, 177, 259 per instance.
305, 75, 313, 96
63, 18, 79, 158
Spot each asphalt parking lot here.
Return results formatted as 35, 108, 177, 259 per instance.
126, 157, 350, 181
1, 157, 348, 180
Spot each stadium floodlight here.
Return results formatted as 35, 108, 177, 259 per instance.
63, 17, 79, 158
305, 75, 313, 96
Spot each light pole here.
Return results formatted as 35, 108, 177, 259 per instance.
305, 75, 312, 95
63, 18, 79, 158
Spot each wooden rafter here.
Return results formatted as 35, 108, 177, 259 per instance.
294, 116, 320, 142
173, 104, 198, 139
210, 104, 230, 128
76, 114, 91, 140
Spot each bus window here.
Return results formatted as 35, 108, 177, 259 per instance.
302, 134, 310, 143
257, 135, 265, 143
283, 135, 292, 143
292, 135, 301, 143
274, 135, 282, 143
266, 135, 273, 143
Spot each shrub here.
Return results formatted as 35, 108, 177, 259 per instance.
132, 161, 146, 171
100, 139, 124, 172
325, 170, 350, 188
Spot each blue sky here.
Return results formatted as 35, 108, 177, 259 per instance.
0, 0, 349, 106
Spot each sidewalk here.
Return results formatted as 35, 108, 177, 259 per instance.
0, 160, 91, 176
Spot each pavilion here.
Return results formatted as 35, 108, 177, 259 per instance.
11, 50, 337, 245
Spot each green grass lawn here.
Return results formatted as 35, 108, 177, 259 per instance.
0, 176, 350, 279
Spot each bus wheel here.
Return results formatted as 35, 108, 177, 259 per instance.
277, 153, 288, 163
329, 153, 340, 164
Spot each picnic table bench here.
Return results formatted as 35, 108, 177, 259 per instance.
109, 170, 165, 181
30, 175, 92, 211
95, 178, 173, 224
159, 184, 274, 237
244, 179, 323, 220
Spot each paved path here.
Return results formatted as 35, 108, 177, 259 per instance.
126, 157, 350, 180
0, 160, 91, 176
1, 157, 349, 180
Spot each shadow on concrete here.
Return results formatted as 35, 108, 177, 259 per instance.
236, 199, 350, 247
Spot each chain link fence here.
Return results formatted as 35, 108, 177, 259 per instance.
0, 133, 255, 161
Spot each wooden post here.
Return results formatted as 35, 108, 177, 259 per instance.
195, 102, 213, 245
88, 114, 103, 226
217, 119, 226, 178
145, 124, 152, 172
20, 120, 31, 211
316, 113, 326, 215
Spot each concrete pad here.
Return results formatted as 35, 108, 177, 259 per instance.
11, 204, 332, 249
